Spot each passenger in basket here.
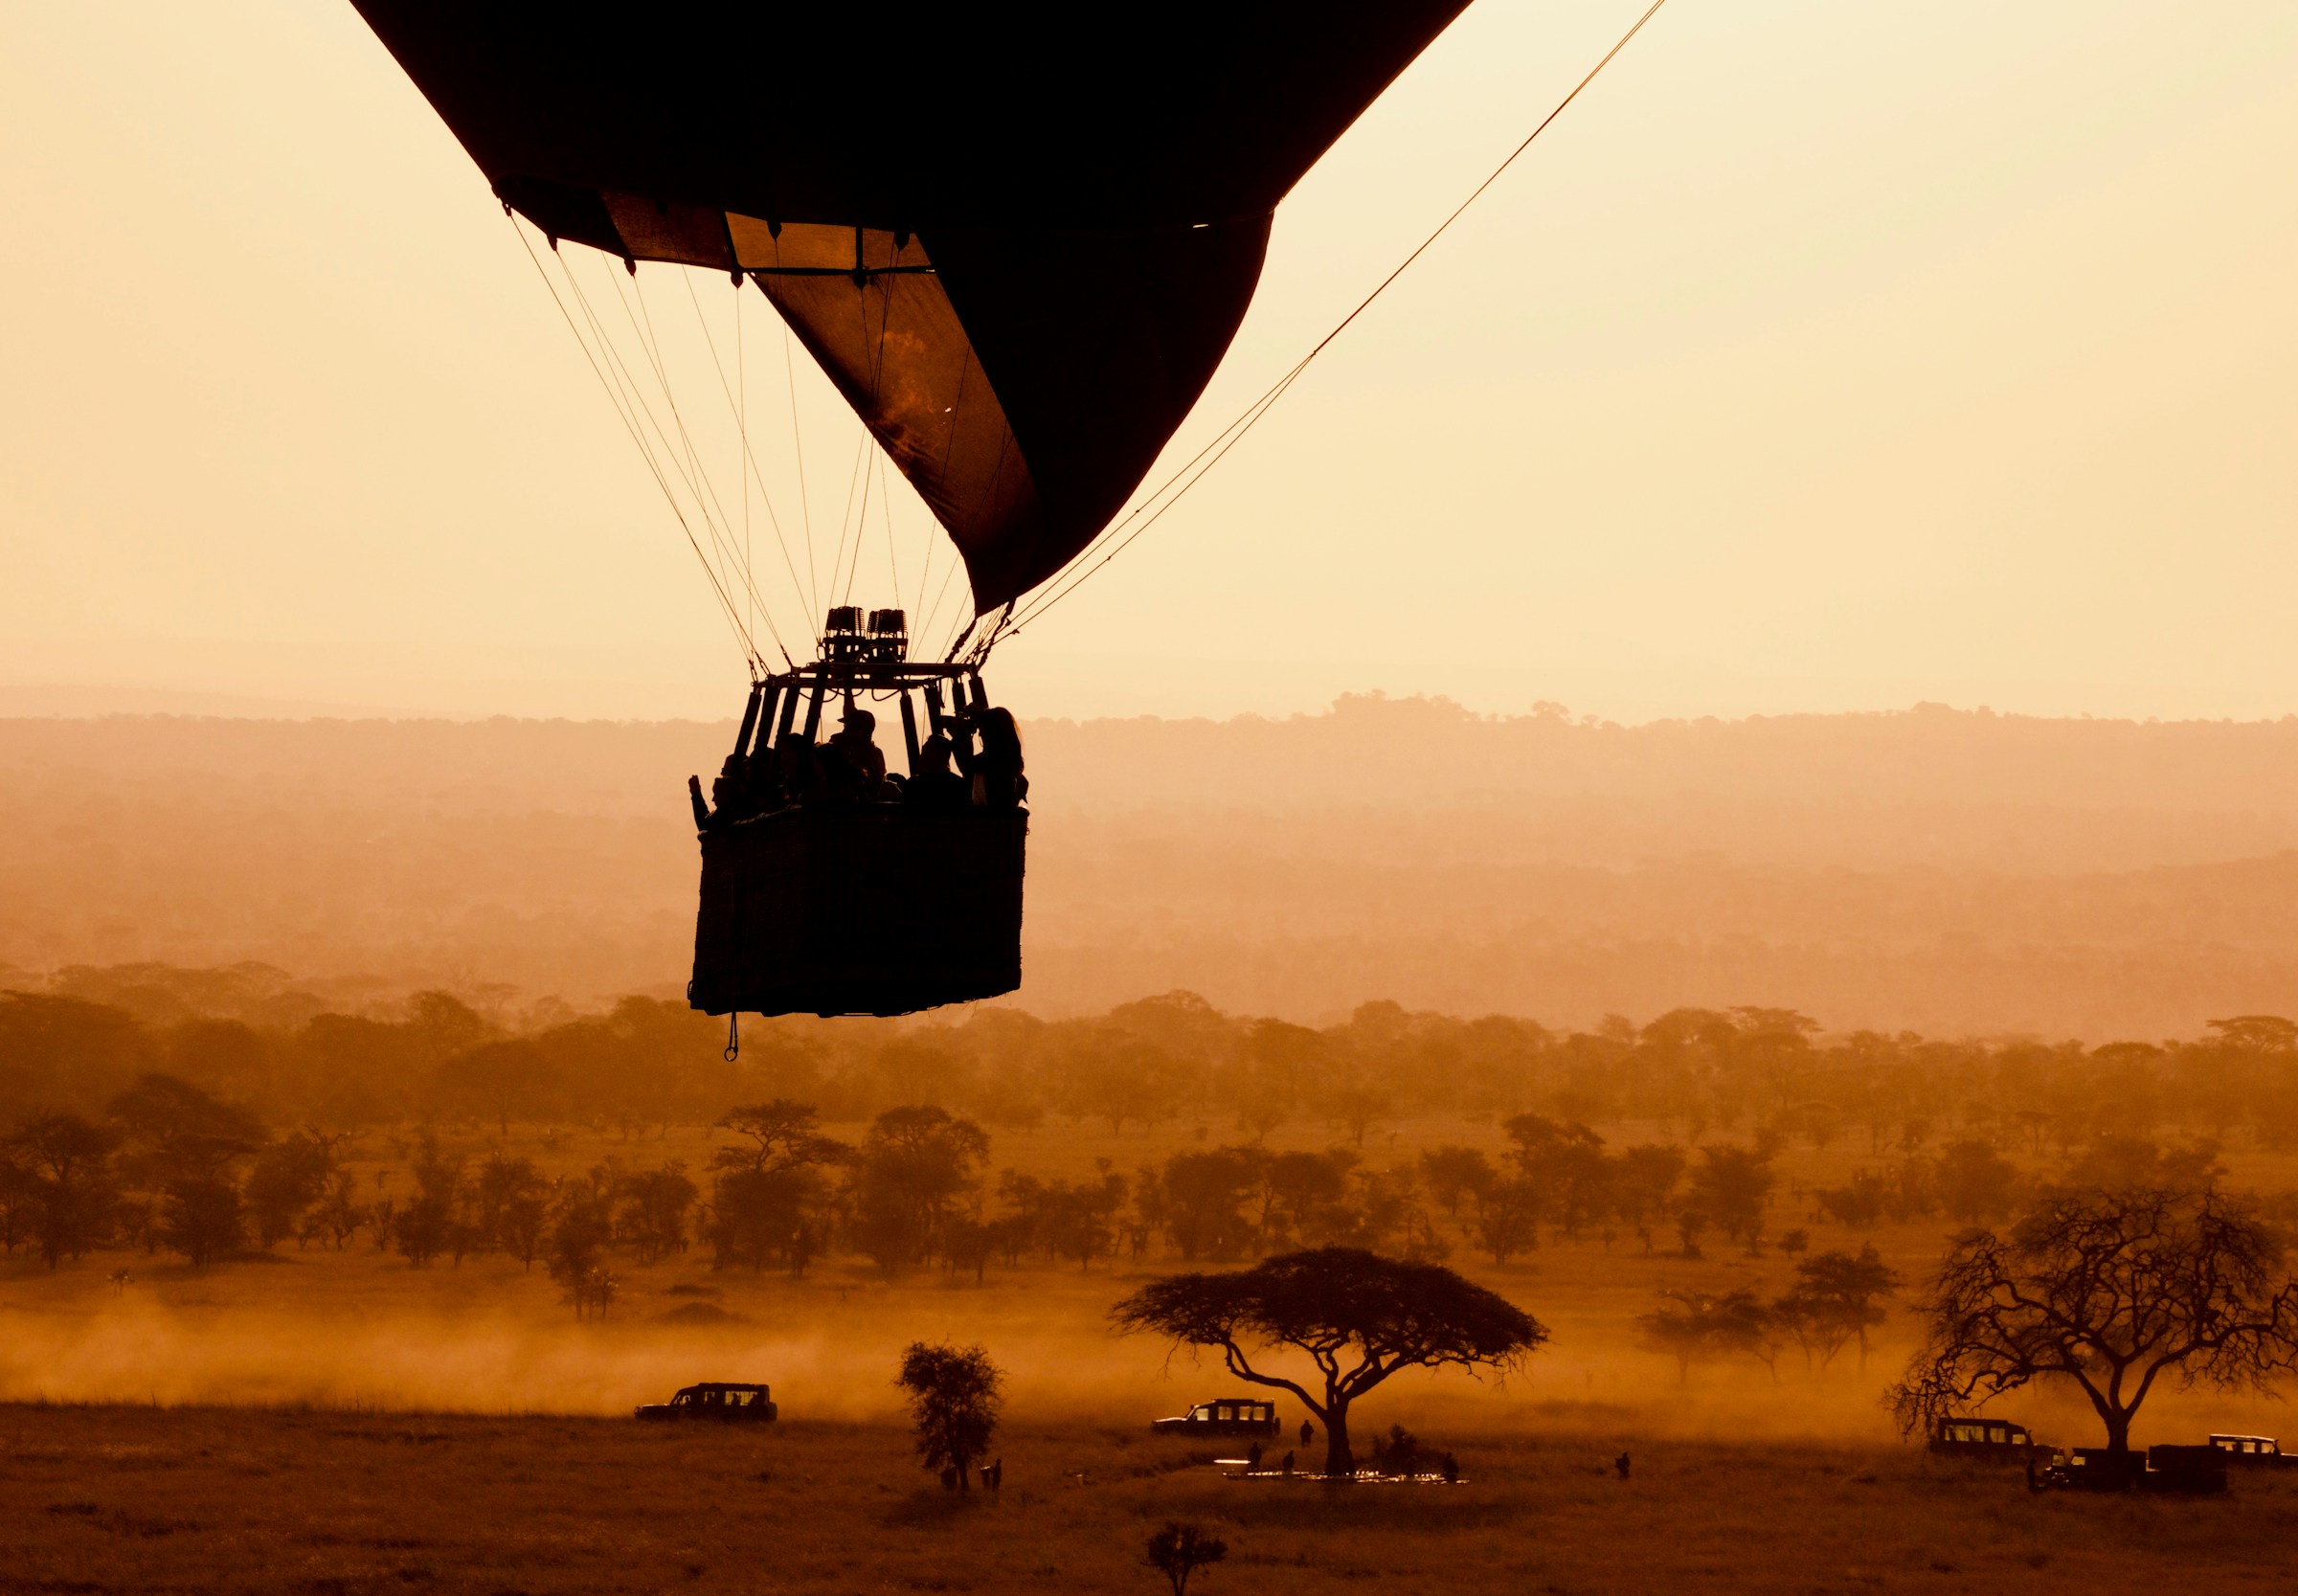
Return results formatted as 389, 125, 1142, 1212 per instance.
968, 707, 1027, 808
818, 708, 889, 800
904, 731, 970, 810
710, 752, 753, 821
777, 731, 821, 802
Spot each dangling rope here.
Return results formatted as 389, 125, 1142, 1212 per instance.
1001, 0, 1676, 638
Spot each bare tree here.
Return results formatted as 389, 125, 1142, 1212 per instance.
1889, 1186, 2298, 1462
1113, 1246, 1546, 1475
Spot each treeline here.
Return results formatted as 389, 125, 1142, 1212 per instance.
0, 1083, 1836, 1298
8, 970, 2298, 1152
0, 1073, 2272, 1315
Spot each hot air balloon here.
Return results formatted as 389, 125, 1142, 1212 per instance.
351, 0, 1475, 1017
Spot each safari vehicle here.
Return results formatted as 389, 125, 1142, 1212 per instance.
1927, 1416, 2034, 1458
2029, 1445, 2225, 1494
1151, 1398, 1281, 1438
635, 1382, 777, 1422
2209, 1433, 2289, 1466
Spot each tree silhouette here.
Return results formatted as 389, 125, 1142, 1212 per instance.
1636, 1289, 1771, 1383
1, 1113, 121, 1268
1932, 1139, 2021, 1225
1476, 1177, 1540, 1266
1144, 1522, 1228, 1596
1889, 1185, 2298, 1462
1773, 1246, 1900, 1371
1158, 1148, 1256, 1262
1687, 1145, 1772, 1246
895, 1341, 1003, 1492
1114, 1246, 1545, 1475
852, 1106, 988, 1273
1416, 1145, 1496, 1222
246, 1132, 336, 1248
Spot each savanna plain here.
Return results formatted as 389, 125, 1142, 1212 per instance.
15, 706, 2298, 1591
8, 1107, 2298, 1594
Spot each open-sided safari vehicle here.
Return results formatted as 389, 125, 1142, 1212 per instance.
635, 1382, 777, 1422
1927, 1416, 2034, 1458
1151, 1398, 1281, 1438
2209, 1434, 2291, 1467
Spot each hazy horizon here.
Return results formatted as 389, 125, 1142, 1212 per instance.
13, 695, 2298, 1037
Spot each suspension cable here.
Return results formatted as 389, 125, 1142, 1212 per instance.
782, 322, 818, 623
612, 265, 788, 658
842, 442, 874, 607
559, 247, 781, 663
682, 271, 814, 630
509, 219, 764, 669
1003, 0, 1675, 638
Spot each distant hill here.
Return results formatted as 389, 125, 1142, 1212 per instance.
7, 697, 2298, 1034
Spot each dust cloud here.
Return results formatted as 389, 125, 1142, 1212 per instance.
4, 1299, 2265, 1454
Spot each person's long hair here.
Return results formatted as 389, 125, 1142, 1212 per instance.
977, 707, 1023, 769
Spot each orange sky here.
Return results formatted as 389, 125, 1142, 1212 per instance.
3, 1, 2295, 721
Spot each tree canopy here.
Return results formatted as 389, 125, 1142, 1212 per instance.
1113, 1246, 1545, 1474
1888, 1185, 2298, 1458
894, 1341, 1004, 1492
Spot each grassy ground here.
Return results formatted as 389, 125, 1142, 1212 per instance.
2, 1404, 2294, 1596
7, 1109, 2298, 1596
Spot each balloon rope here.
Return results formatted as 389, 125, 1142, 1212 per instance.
614, 266, 788, 660
881, 456, 903, 614
508, 219, 764, 672
781, 322, 820, 625
583, 245, 785, 663
1003, 0, 1676, 639
828, 434, 869, 609
682, 271, 812, 642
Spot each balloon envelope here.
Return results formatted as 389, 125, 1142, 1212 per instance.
353, 0, 1473, 608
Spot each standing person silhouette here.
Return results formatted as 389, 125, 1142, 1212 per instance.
965, 707, 1026, 808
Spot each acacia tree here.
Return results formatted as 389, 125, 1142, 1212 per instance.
1636, 1289, 1772, 1383
710, 1101, 848, 1276
1773, 1246, 1901, 1372
1888, 1186, 2298, 1461
895, 1341, 1003, 1492
1113, 1246, 1546, 1475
